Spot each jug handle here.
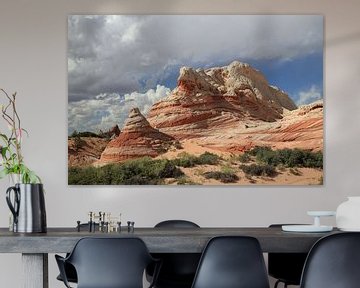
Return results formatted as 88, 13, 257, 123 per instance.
6, 186, 20, 224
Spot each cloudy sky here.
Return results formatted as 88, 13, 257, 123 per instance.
68, 15, 323, 134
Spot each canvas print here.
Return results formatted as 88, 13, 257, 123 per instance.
68, 15, 323, 185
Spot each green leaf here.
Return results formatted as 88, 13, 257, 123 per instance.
21, 128, 29, 137
0, 133, 8, 142
0, 169, 9, 179
18, 164, 41, 184
28, 170, 41, 184
0, 146, 8, 158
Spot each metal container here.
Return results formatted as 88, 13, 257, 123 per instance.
6, 183, 47, 233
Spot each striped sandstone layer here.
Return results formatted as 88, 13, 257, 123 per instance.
98, 108, 174, 164
147, 61, 297, 139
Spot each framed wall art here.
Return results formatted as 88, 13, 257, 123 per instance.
68, 15, 323, 185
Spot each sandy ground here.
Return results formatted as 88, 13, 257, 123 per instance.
174, 165, 322, 185
159, 139, 323, 185
157, 139, 232, 159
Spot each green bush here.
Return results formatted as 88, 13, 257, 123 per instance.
73, 136, 85, 151
255, 148, 279, 166
68, 166, 98, 185
221, 164, 236, 174
247, 146, 272, 157
69, 130, 102, 138
172, 152, 220, 167
203, 171, 239, 183
238, 153, 251, 163
68, 157, 184, 185
240, 164, 277, 177
171, 152, 198, 167
245, 146, 323, 169
197, 152, 220, 165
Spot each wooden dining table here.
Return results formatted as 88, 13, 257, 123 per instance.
0, 226, 339, 288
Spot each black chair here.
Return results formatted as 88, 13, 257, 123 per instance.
56, 223, 99, 284
268, 224, 308, 288
300, 232, 360, 288
147, 220, 201, 288
56, 262, 77, 284
55, 237, 160, 288
191, 236, 270, 288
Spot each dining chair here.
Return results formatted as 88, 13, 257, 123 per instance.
55, 237, 160, 288
56, 223, 99, 284
300, 232, 360, 288
268, 224, 308, 288
191, 236, 270, 288
147, 220, 201, 288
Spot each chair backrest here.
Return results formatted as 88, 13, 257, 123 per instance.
191, 236, 270, 288
155, 220, 200, 228
151, 220, 201, 286
300, 232, 360, 288
67, 237, 154, 288
268, 224, 308, 285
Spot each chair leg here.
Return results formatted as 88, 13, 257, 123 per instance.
274, 280, 289, 288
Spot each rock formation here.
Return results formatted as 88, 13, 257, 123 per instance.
68, 137, 110, 167
98, 108, 175, 164
68, 61, 323, 168
199, 100, 323, 153
147, 61, 297, 139
262, 100, 323, 150
100, 124, 121, 139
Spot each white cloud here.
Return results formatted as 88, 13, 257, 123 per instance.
68, 15, 323, 132
68, 15, 323, 101
68, 85, 170, 134
296, 85, 323, 106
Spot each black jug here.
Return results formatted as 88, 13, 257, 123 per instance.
6, 183, 47, 233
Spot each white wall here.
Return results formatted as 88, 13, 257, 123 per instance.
0, 0, 360, 287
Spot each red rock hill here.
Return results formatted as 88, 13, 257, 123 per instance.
98, 108, 175, 164
147, 61, 297, 139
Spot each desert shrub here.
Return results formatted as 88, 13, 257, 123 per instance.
174, 140, 183, 150
304, 151, 323, 168
203, 171, 239, 183
73, 135, 85, 151
238, 153, 251, 163
159, 160, 184, 178
68, 167, 98, 185
171, 152, 198, 167
172, 152, 219, 167
68, 157, 183, 185
112, 157, 183, 184
246, 146, 323, 169
70, 130, 78, 138
221, 164, 236, 174
240, 164, 277, 177
247, 146, 272, 156
255, 149, 280, 166
70, 130, 102, 138
197, 152, 220, 165
95, 164, 116, 184
278, 149, 323, 168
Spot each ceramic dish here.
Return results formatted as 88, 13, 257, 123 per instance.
282, 225, 333, 232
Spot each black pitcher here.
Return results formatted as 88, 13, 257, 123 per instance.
6, 183, 47, 233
